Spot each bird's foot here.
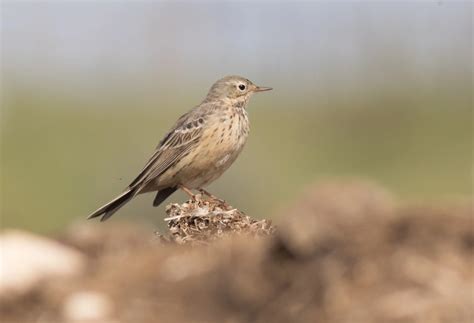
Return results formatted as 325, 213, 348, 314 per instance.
198, 188, 227, 205
179, 185, 199, 201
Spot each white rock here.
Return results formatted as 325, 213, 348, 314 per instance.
63, 291, 114, 322
0, 230, 85, 295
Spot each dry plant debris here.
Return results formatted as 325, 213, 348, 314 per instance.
157, 194, 276, 244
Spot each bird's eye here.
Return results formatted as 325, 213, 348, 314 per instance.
238, 84, 246, 91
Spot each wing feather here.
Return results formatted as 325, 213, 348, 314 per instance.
127, 116, 205, 191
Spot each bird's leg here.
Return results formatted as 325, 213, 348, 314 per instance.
198, 188, 226, 204
198, 188, 217, 199
179, 185, 197, 200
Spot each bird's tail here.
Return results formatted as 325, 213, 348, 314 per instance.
87, 189, 135, 222
153, 187, 177, 207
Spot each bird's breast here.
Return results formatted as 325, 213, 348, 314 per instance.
183, 110, 248, 185
201, 110, 249, 163
163, 107, 250, 189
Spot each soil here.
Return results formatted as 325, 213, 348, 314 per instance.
1, 181, 472, 323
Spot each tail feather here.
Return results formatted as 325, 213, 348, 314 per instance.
88, 189, 135, 221
153, 187, 177, 207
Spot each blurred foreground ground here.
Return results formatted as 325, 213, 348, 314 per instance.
0, 181, 472, 323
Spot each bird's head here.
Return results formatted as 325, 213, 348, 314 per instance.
205, 75, 272, 103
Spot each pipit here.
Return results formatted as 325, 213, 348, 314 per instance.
88, 75, 272, 221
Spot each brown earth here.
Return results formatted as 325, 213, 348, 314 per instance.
1, 181, 472, 323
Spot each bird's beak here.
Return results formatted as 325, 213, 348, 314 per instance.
253, 86, 273, 92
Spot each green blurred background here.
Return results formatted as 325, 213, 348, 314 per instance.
1, 1, 472, 233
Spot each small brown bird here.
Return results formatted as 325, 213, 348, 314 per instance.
88, 75, 272, 221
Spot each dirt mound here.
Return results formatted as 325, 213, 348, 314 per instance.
1, 181, 472, 323
158, 195, 276, 244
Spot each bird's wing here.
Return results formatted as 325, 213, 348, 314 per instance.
127, 109, 207, 191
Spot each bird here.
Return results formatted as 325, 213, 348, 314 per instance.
88, 75, 272, 221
